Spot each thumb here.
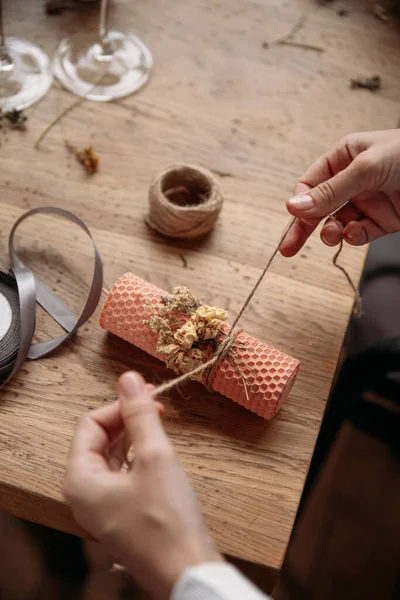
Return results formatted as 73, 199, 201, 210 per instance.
287, 158, 367, 218
118, 372, 168, 451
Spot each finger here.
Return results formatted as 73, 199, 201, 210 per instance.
285, 135, 368, 240
293, 181, 312, 196
332, 201, 363, 226
320, 203, 362, 247
355, 191, 400, 234
296, 133, 371, 191
147, 384, 165, 414
287, 156, 370, 219
113, 406, 165, 471
344, 218, 386, 246
156, 401, 165, 417
320, 201, 368, 246
146, 382, 162, 412
320, 217, 343, 247
108, 397, 165, 471
298, 140, 354, 189
279, 217, 320, 257
118, 372, 169, 452
68, 401, 123, 472
113, 411, 164, 471
108, 432, 127, 471
291, 183, 321, 227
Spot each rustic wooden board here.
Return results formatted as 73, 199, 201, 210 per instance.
1, 0, 398, 570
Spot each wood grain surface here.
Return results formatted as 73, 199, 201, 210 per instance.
0, 0, 398, 570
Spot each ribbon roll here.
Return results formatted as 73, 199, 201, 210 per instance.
0, 270, 21, 383
0, 207, 103, 388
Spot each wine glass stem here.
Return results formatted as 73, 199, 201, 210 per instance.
0, 0, 13, 71
99, 0, 109, 42
0, 0, 5, 49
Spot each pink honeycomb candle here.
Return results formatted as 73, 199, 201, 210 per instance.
100, 273, 299, 419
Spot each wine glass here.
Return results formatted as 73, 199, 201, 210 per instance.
0, 0, 53, 111
52, 0, 152, 101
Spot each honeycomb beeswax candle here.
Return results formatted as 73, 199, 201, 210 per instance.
100, 273, 299, 419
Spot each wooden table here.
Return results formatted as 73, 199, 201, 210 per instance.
1, 0, 399, 573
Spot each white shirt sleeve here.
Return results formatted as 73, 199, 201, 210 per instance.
171, 562, 271, 600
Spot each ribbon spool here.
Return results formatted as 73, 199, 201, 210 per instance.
146, 164, 223, 239
0, 271, 20, 384
0, 207, 103, 388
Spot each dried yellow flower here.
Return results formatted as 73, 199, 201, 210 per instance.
167, 347, 204, 378
174, 322, 198, 350
157, 342, 181, 357
191, 304, 228, 339
143, 286, 229, 379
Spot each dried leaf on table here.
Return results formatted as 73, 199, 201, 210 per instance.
350, 75, 382, 90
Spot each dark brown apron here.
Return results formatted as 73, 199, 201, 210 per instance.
275, 340, 400, 600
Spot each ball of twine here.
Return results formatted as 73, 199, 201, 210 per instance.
146, 164, 223, 239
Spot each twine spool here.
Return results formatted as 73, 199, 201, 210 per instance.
146, 164, 223, 239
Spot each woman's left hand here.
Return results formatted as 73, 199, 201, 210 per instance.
63, 372, 222, 600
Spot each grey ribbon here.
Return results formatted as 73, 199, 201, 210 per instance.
1, 207, 103, 387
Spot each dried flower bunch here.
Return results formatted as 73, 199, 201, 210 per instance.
144, 287, 228, 378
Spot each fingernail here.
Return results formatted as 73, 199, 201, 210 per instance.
119, 372, 144, 400
288, 194, 313, 211
321, 229, 337, 246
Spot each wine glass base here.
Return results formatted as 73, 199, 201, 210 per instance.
53, 30, 153, 101
0, 38, 53, 111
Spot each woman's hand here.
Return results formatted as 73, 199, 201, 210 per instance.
63, 372, 222, 600
279, 129, 400, 257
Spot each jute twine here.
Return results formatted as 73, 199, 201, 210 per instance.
150, 215, 361, 399
146, 164, 223, 239
112, 213, 361, 573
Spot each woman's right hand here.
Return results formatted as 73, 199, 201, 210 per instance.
279, 129, 400, 257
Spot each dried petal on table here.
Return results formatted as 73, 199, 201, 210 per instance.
75, 146, 99, 175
